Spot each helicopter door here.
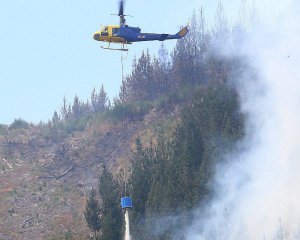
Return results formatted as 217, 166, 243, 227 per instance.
101, 27, 109, 36
112, 28, 119, 36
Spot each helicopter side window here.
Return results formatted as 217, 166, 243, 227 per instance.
112, 28, 119, 35
102, 27, 109, 36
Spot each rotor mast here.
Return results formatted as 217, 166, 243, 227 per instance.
119, 15, 126, 27
119, 0, 125, 27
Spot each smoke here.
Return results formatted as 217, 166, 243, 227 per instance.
182, 1, 300, 239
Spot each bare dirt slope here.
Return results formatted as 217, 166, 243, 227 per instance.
0, 108, 178, 240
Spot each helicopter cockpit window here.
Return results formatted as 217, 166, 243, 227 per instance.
101, 26, 109, 36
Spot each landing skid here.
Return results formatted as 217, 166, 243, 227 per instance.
101, 43, 129, 51
101, 46, 128, 51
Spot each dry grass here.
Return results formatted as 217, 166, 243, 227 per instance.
0, 107, 181, 239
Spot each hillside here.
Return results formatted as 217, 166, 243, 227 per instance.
0, 5, 248, 240
0, 105, 181, 239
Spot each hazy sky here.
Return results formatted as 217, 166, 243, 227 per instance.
0, 0, 241, 124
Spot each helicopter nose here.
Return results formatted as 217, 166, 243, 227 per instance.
93, 32, 100, 41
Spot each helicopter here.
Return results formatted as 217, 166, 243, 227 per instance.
93, 0, 189, 51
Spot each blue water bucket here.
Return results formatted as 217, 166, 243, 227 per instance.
121, 197, 133, 209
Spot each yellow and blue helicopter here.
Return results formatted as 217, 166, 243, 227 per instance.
93, 0, 189, 51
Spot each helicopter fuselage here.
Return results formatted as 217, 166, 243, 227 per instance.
93, 25, 188, 44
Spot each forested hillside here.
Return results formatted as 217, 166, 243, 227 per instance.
0, 3, 252, 240
82, 4, 250, 240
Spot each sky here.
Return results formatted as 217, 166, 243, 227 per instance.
0, 0, 241, 125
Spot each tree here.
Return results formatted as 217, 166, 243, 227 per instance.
97, 84, 109, 113
52, 111, 60, 126
98, 167, 122, 240
129, 138, 156, 239
130, 138, 152, 218
122, 50, 156, 102
171, 10, 210, 87
118, 78, 129, 104
91, 84, 109, 113
91, 87, 98, 112
213, 2, 230, 45
85, 188, 101, 240
151, 43, 172, 97
72, 95, 82, 119
61, 96, 68, 120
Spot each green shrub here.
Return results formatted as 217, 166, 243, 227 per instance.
64, 230, 74, 240
9, 119, 29, 130
155, 84, 203, 110
108, 101, 153, 122
0, 124, 7, 134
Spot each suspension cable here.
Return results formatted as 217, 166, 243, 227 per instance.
121, 45, 125, 128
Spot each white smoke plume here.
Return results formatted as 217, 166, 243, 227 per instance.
182, 1, 300, 239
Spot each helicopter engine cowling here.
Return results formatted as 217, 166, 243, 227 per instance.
124, 25, 141, 33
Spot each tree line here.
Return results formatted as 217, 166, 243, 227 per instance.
128, 82, 244, 239
52, 84, 110, 123
84, 81, 245, 239
53, 2, 254, 128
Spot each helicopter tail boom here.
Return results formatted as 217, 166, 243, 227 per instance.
162, 26, 189, 41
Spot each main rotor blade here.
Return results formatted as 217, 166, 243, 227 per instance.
119, 0, 124, 16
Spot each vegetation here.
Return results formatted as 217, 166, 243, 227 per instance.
82, 3, 251, 240
84, 168, 123, 240
0, 3, 255, 240
9, 118, 30, 130
128, 83, 244, 239
0, 124, 7, 134
85, 188, 101, 239
98, 167, 123, 240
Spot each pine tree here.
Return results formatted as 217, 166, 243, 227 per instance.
151, 44, 172, 97
85, 188, 101, 240
91, 87, 97, 112
171, 25, 194, 86
90, 84, 109, 113
213, 2, 229, 44
67, 104, 72, 119
146, 138, 170, 215
72, 95, 81, 119
130, 138, 151, 218
61, 97, 68, 120
98, 167, 122, 240
198, 7, 210, 58
123, 50, 156, 102
158, 43, 169, 68
97, 84, 108, 113
52, 111, 60, 126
